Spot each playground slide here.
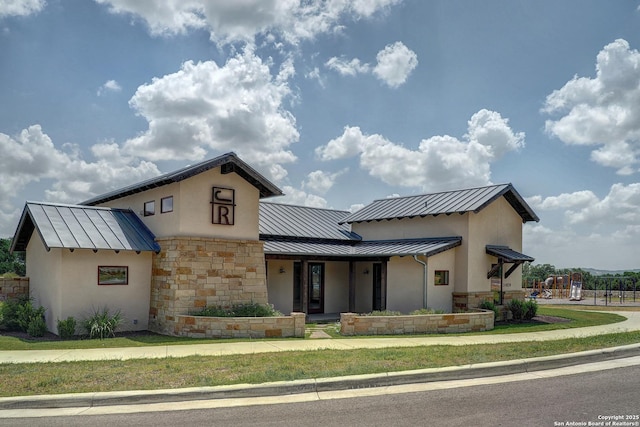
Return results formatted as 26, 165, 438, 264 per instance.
569, 281, 583, 301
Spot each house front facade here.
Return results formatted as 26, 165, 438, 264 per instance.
11, 152, 538, 335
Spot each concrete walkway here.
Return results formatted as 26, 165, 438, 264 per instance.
1, 311, 639, 364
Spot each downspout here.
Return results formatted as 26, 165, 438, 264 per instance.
413, 255, 428, 309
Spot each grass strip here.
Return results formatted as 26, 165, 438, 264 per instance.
1, 330, 639, 397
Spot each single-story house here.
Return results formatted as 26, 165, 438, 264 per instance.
11, 152, 538, 335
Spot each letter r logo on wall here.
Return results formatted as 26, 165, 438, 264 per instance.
212, 187, 235, 225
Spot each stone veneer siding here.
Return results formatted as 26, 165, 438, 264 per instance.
453, 290, 525, 321
149, 236, 269, 336
175, 312, 306, 338
340, 310, 494, 336
0, 278, 29, 301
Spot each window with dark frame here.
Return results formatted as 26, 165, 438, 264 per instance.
161, 196, 173, 213
143, 200, 155, 216
434, 270, 449, 286
98, 266, 128, 286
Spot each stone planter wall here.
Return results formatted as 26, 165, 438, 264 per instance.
174, 312, 306, 338
0, 278, 29, 301
340, 310, 494, 336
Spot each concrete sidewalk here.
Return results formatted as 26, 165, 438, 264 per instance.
1, 311, 640, 364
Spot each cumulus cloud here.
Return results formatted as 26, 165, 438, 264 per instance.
543, 39, 640, 175
276, 185, 328, 208
529, 183, 640, 227
97, 79, 122, 96
315, 109, 524, 191
123, 47, 298, 180
303, 169, 347, 194
325, 41, 417, 88
0, 125, 161, 234
372, 41, 418, 88
0, 0, 45, 18
94, 0, 402, 44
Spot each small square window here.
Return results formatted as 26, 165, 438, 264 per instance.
434, 270, 449, 286
161, 196, 173, 213
143, 200, 155, 216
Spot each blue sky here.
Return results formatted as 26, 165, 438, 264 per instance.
1, 0, 640, 270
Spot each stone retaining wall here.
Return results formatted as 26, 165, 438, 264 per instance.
175, 312, 306, 338
0, 278, 29, 301
340, 310, 494, 336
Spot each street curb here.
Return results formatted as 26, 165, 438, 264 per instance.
1, 343, 639, 410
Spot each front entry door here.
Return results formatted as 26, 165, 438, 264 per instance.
308, 263, 325, 314
372, 263, 382, 311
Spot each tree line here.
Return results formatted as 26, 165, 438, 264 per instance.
522, 262, 640, 291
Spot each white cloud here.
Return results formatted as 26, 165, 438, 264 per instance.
0, 0, 45, 18
0, 125, 161, 235
528, 183, 640, 227
325, 57, 370, 76
123, 47, 298, 180
316, 109, 524, 192
543, 39, 640, 175
97, 79, 122, 96
277, 185, 328, 208
372, 41, 418, 88
303, 169, 347, 194
94, 0, 403, 44
325, 41, 417, 88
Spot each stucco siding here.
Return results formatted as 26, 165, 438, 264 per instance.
266, 260, 295, 314
324, 261, 349, 313
60, 249, 152, 332
98, 167, 261, 241
467, 197, 524, 293
26, 237, 63, 333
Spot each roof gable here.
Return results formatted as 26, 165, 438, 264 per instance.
11, 202, 160, 253
339, 184, 539, 224
82, 152, 282, 206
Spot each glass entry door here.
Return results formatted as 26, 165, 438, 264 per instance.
372, 263, 382, 311
308, 263, 324, 314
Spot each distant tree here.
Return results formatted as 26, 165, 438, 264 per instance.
522, 263, 556, 284
0, 238, 25, 277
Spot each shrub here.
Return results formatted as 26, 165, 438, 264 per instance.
16, 300, 46, 333
57, 317, 77, 339
83, 307, 123, 339
409, 308, 445, 315
479, 300, 499, 320
27, 315, 47, 337
363, 310, 402, 316
523, 299, 538, 320
507, 299, 525, 321
0, 295, 30, 331
192, 303, 283, 318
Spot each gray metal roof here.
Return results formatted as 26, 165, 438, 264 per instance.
486, 245, 534, 262
11, 202, 160, 253
263, 236, 462, 258
259, 202, 359, 241
82, 152, 283, 206
340, 183, 539, 224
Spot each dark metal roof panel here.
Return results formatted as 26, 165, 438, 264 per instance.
259, 202, 359, 241
263, 236, 461, 258
340, 184, 539, 224
11, 202, 160, 252
486, 245, 534, 262
82, 152, 283, 206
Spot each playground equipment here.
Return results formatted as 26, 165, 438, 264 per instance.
569, 272, 583, 301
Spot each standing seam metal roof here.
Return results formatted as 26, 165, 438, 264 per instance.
339, 184, 539, 224
259, 202, 359, 241
11, 202, 160, 253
